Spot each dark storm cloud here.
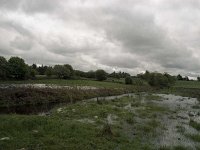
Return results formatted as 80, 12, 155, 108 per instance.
0, 0, 200, 76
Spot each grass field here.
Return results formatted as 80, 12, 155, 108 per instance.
174, 80, 200, 89
0, 95, 168, 150
0, 79, 132, 89
1, 93, 199, 150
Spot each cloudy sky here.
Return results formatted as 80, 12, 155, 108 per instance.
0, 0, 200, 77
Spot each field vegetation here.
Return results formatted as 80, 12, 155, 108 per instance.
1, 56, 200, 150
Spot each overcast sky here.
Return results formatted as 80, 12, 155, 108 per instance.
0, 0, 200, 77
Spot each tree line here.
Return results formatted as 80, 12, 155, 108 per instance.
1, 56, 193, 88
0, 56, 131, 81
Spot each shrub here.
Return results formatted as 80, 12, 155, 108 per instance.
138, 71, 175, 88
95, 69, 107, 81
54, 65, 70, 79
45, 67, 53, 77
125, 76, 133, 84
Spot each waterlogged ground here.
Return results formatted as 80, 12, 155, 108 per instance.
0, 83, 98, 90
0, 93, 200, 150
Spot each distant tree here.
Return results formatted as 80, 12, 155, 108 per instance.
183, 76, 189, 81
197, 77, 200, 81
125, 76, 133, 84
177, 74, 183, 80
95, 69, 107, 81
137, 71, 175, 88
45, 67, 53, 77
0, 56, 9, 79
86, 70, 96, 78
74, 70, 87, 78
29, 68, 37, 79
8, 57, 28, 80
37, 65, 48, 75
137, 70, 150, 81
109, 71, 130, 79
32, 64, 37, 70
64, 64, 74, 76
54, 65, 70, 79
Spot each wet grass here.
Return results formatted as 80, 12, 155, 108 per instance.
0, 87, 126, 109
0, 96, 165, 150
145, 94, 162, 101
173, 146, 188, 150
0, 86, 151, 113
189, 120, 200, 131
185, 134, 200, 142
176, 125, 185, 134
159, 146, 190, 150
0, 89, 199, 149
0, 79, 146, 89
174, 81, 200, 89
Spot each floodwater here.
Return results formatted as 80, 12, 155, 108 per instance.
153, 94, 200, 149
0, 89, 199, 148
0, 84, 98, 90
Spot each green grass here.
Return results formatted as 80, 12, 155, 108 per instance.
0, 79, 130, 88
189, 120, 200, 131
174, 81, 200, 89
185, 134, 200, 142
0, 96, 161, 150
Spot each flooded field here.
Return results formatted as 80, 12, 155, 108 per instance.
50, 93, 200, 149
153, 94, 200, 149
0, 92, 200, 149
0, 84, 98, 90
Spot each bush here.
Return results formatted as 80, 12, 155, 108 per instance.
138, 71, 175, 88
29, 68, 37, 79
54, 65, 70, 79
45, 67, 53, 77
95, 69, 107, 81
125, 76, 133, 84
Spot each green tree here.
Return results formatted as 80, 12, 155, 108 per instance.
183, 76, 189, 81
29, 68, 37, 79
177, 74, 183, 80
125, 76, 133, 84
86, 70, 95, 78
197, 77, 200, 81
95, 69, 107, 81
138, 71, 175, 88
32, 64, 37, 70
0, 56, 9, 79
8, 57, 28, 80
54, 65, 70, 79
45, 67, 53, 77
64, 64, 74, 77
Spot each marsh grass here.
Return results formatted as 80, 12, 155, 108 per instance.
185, 134, 200, 142
176, 125, 185, 134
189, 120, 200, 131
0, 96, 162, 150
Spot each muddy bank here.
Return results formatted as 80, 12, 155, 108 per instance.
0, 83, 154, 115
0, 93, 136, 115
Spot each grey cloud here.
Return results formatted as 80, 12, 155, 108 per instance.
0, 0, 61, 14
10, 36, 33, 50
0, 0, 200, 77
